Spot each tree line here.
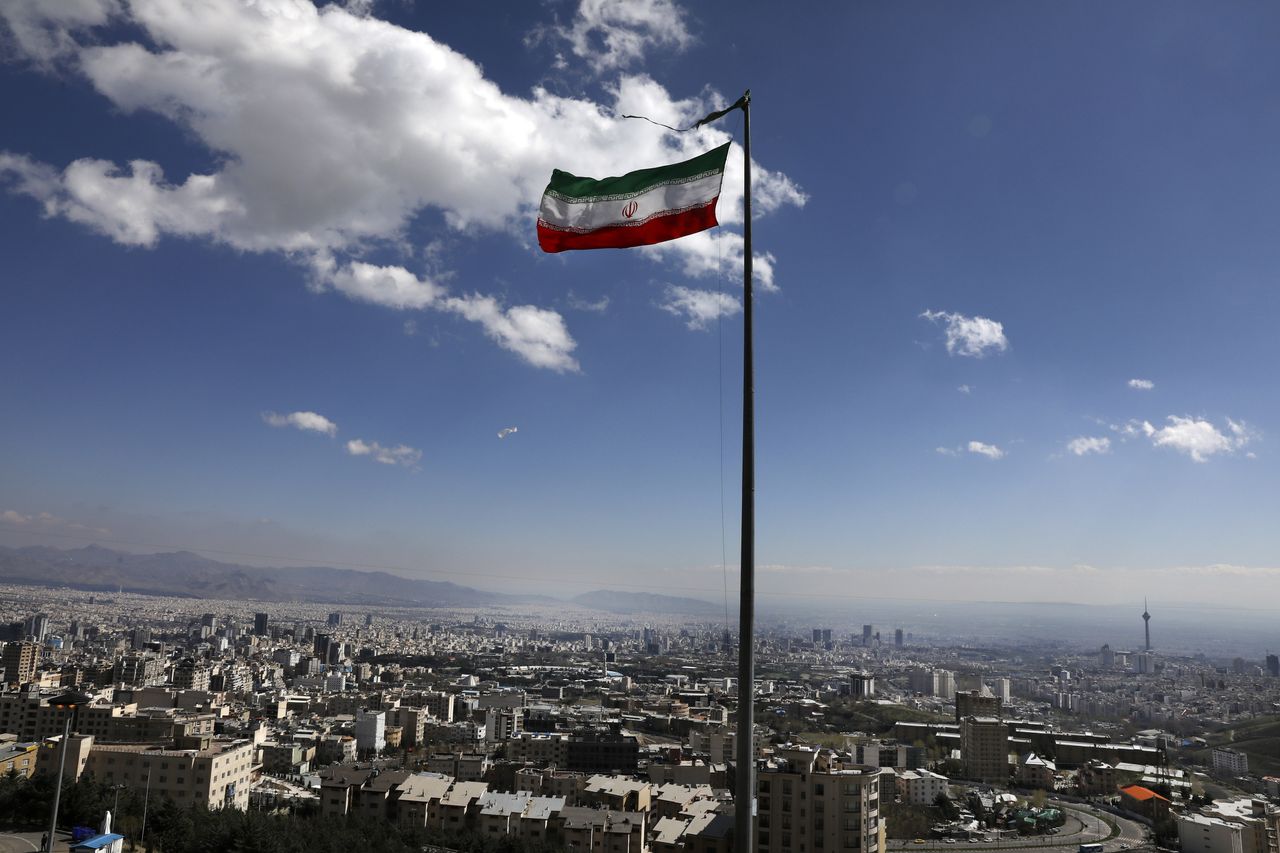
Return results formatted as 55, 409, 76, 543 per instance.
0, 771, 565, 853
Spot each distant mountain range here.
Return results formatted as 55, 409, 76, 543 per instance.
0, 544, 719, 615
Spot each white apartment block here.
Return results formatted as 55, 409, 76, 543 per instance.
355, 708, 386, 754
1212, 748, 1250, 778
1179, 813, 1244, 853
896, 770, 948, 806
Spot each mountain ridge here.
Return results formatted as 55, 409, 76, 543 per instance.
0, 544, 718, 614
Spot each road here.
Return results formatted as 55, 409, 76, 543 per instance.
0, 831, 76, 853
0, 835, 40, 853
886, 801, 1148, 853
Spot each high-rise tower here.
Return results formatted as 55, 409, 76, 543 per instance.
1142, 598, 1151, 651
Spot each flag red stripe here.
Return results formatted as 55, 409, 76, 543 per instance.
537, 198, 719, 253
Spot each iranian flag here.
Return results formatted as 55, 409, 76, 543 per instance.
537, 143, 730, 253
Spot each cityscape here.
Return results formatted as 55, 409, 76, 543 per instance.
2, 547, 1280, 852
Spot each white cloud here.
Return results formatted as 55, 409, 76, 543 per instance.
567, 292, 610, 313
1141, 415, 1255, 463
345, 438, 422, 468
0, 2, 804, 366
1128, 378, 1155, 390
541, 0, 693, 73
920, 310, 1008, 357
1066, 436, 1111, 456
314, 258, 444, 311
935, 447, 959, 457
957, 384, 972, 394
0, 0, 119, 67
660, 285, 741, 330
1111, 420, 1144, 439
307, 257, 577, 371
442, 292, 580, 372
967, 440, 1005, 459
262, 410, 338, 437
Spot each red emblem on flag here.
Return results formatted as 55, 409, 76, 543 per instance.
622, 200, 638, 218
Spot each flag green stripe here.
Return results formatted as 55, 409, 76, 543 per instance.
546, 142, 730, 201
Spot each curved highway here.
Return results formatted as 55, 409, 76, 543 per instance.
886, 800, 1148, 853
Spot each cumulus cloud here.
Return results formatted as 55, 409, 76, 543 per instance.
1140, 416, 1255, 463
660, 285, 741, 330
1128, 378, 1154, 390
346, 438, 422, 469
538, 0, 693, 73
967, 440, 1005, 459
0, 2, 805, 367
307, 257, 577, 371
957, 384, 972, 394
262, 410, 338, 437
1066, 436, 1111, 456
920, 310, 1008, 357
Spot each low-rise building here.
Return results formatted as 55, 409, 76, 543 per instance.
896, 769, 948, 806
1016, 753, 1055, 790
0, 741, 38, 779
1119, 784, 1170, 822
559, 806, 646, 853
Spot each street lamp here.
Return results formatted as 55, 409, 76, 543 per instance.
45, 690, 91, 853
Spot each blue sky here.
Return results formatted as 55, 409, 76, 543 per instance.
3, 0, 1280, 607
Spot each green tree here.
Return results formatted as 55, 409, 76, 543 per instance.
935, 792, 960, 820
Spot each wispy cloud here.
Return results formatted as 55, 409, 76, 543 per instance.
967, 440, 1005, 459
1066, 436, 1111, 456
1128, 378, 1154, 390
660, 285, 741, 330
345, 438, 422, 469
262, 410, 338, 437
758, 564, 837, 575
920, 310, 1008, 357
0, 508, 110, 536
567, 292, 610, 313
531, 0, 694, 73
957, 384, 972, 394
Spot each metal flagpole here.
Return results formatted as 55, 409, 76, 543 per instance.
734, 89, 755, 853
610, 89, 755, 852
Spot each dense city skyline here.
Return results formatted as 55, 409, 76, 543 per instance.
5, 1, 1280, 606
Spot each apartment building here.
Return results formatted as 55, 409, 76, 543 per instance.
960, 717, 1009, 784
1180, 813, 1245, 853
2, 642, 39, 687
83, 739, 255, 810
756, 745, 883, 853
895, 770, 948, 806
